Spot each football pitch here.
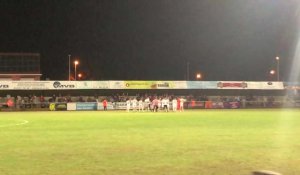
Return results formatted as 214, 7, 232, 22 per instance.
0, 109, 300, 175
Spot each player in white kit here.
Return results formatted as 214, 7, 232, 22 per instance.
172, 98, 177, 112
138, 99, 144, 112
126, 99, 131, 112
162, 97, 169, 112
144, 97, 150, 111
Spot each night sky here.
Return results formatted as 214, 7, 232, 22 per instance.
0, 0, 299, 81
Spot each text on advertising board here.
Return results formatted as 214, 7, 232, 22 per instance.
53, 81, 75, 89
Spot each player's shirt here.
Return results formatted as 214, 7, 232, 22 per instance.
138, 100, 143, 106
162, 99, 168, 106
126, 100, 131, 107
132, 99, 137, 107
103, 100, 107, 107
180, 98, 185, 107
145, 98, 150, 104
172, 99, 177, 106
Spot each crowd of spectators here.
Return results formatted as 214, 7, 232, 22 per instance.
0, 92, 299, 110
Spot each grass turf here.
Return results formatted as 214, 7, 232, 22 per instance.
0, 109, 300, 175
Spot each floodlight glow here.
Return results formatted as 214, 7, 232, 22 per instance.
270, 70, 275, 75
289, 38, 300, 82
289, 6, 300, 82
196, 73, 202, 79
74, 60, 79, 80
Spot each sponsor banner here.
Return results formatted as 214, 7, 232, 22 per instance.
51, 81, 76, 89
114, 102, 127, 109
11, 81, 50, 90
0, 80, 285, 90
246, 82, 263, 89
217, 81, 248, 89
76, 102, 98, 110
223, 101, 241, 109
152, 81, 175, 89
173, 81, 188, 89
76, 81, 110, 89
215, 81, 284, 90
67, 103, 77, 111
93, 81, 110, 89
123, 81, 185, 89
124, 81, 154, 89
228, 101, 240, 108
97, 102, 114, 110
247, 82, 284, 90
109, 81, 125, 89
49, 103, 68, 111
212, 102, 224, 109
0, 82, 12, 90
186, 101, 205, 109
260, 82, 284, 90
55, 103, 68, 111
187, 81, 218, 89
76, 81, 94, 89
123, 81, 176, 89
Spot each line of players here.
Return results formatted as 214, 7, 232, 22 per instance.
126, 96, 185, 112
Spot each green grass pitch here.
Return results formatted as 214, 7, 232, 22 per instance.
1, 109, 300, 175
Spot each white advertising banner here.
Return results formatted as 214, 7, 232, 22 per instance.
76, 81, 94, 89
173, 81, 188, 89
247, 82, 284, 90
109, 81, 125, 89
260, 82, 284, 90
0, 81, 12, 90
11, 81, 51, 90
50, 81, 76, 90
76, 81, 109, 89
0, 81, 285, 90
93, 81, 110, 89
67, 103, 77, 111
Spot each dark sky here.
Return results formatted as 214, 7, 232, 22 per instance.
0, 0, 299, 81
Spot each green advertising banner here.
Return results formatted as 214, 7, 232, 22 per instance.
124, 81, 176, 89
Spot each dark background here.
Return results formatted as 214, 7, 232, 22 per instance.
0, 0, 299, 81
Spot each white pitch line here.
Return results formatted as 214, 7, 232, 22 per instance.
0, 120, 29, 128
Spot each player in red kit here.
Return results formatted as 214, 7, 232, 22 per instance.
177, 98, 180, 110
103, 99, 108, 111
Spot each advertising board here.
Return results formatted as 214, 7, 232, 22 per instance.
97, 102, 114, 110
0, 80, 285, 90
76, 102, 97, 110
11, 81, 50, 90
51, 81, 76, 90
187, 81, 218, 89
109, 81, 125, 89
